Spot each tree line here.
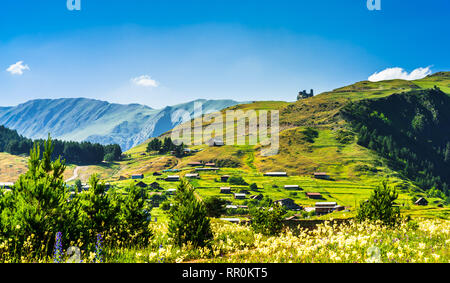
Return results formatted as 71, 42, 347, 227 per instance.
146, 137, 186, 157
0, 125, 122, 164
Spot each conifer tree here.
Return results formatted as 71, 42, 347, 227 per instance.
168, 179, 213, 247
356, 181, 401, 226
80, 174, 119, 237
119, 182, 152, 244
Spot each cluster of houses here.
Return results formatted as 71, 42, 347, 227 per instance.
219, 183, 341, 214
60, 166, 436, 218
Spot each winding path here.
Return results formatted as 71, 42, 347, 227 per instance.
65, 166, 82, 182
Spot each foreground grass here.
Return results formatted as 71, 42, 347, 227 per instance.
101, 219, 449, 263
1, 213, 448, 263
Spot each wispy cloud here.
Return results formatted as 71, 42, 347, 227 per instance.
368, 67, 432, 82
6, 61, 30, 75
131, 75, 159, 87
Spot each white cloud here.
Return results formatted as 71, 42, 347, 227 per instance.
131, 75, 159, 87
6, 61, 30, 75
368, 67, 432, 82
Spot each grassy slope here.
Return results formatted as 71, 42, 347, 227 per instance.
0, 152, 76, 182
99, 73, 450, 219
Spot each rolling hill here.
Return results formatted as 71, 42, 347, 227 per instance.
0, 98, 243, 151
114, 72, 450, 211
2, 73, 450, 220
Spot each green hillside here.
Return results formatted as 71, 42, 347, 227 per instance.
82, 72, 450, 221
4, 73, 450, 221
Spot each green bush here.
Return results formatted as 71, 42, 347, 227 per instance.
160, 200, 171, 211
104, 153, 116, 163
228, 176, 248, 186
249, 203, 286, 236
249, 183, 258, 191
204, 196, 227, 218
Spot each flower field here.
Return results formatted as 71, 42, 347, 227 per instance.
1, 218, 448, 263
103, 218, 449, 263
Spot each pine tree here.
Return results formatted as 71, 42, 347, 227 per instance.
356, 181, 401, 226
168, 179, 213, 247
119, 182, 152, 245
80, 174, 119, 238
146, 139, 162, 152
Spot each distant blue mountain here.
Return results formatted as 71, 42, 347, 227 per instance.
0, 98, 243, 151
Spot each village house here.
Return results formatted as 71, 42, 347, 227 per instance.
185, 173, 200, 179
131, 174, 144, 180
306, 192, 323, 199
220, 187, 232, 194
234, 193, 247, 200
284, 185, 300, 190
415, 197, 428, 206
264, 172, 288, 177
165, 175, 180, 182
208, 138, 225, 147
205, 162, 216, 167
315, 202, 344, 215
274, 198, 302, 211
221, 175, 230, 182
313, 172, 330, 180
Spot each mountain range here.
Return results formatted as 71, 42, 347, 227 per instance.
0, 98, 244, 151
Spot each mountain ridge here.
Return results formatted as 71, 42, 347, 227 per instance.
0, 97, 244, 151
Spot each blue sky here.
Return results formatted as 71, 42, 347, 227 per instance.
0, 0, 449, 108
